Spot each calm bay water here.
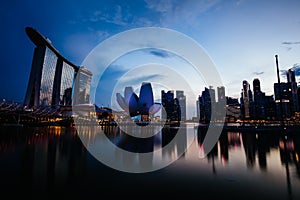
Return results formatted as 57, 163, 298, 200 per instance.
0, 124, 299, 199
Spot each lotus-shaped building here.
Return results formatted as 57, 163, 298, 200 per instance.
116, 82, 161, 120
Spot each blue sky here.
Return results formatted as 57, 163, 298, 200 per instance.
0, 0, 300, 118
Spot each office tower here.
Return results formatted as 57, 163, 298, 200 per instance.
24, 27, 92, 108
161, 90, 181, 121
253, 78, 265, 119
274, 83, 292, 119
73, 67, 92, 104
217, 86, 226, 103
225, 97, 241, 122
176, 90, 186, 121
253, 78, 261, 96
264, 95, 276, 120
287, 69, 299, 113
287, 69, 296, 83
198, 86, 216, 123
241, 80, 251, 119
196, 99, 200, 120
216, 86, 226, 121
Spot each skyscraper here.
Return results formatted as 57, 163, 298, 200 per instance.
253, 78, 261, 96
198, 86, 216, 123
217, 86, 226, 104
73, 67, 92, 105
274, 82, 292, 119
241, 80, 253, 119
253, 78, 265, 119
287, 69, 299, 113
242, 80, 250, 119
24, 27, 92, 108
161, 90, 181, 122
176, 90, 186, 121
217, 86, 226, 121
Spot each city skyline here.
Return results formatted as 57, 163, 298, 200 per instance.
3, 24, 300, 121
1, 1, 300, 196
0, 0, 299, 105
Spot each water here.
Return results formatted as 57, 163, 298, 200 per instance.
0, 124, 299, 199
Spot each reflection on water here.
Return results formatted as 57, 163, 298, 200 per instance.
0, 125, 300, 199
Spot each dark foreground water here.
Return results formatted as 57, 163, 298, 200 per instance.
0, 124, 300, 200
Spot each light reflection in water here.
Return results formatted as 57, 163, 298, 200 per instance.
0, 125, 299, 199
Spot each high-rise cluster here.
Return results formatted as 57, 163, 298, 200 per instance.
197, 86, 228, 123
161, 90, 186, 122
274, 69, 299, 119
240, 79, 276, 120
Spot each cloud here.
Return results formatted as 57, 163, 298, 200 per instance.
282, 42, 300, 51
149, 49, 171, 58
280, 69, 287, 78
282, 41, 300, 45
120, 74, 165, 85
95, 65, 128, 106
290, 63, 300, 76
134, 17, 159, 27
235, 0, 245, 6
253, 71, 264, 76
144, 0, 220, 26
279, 64, 300, 80
90, 5, 129, 26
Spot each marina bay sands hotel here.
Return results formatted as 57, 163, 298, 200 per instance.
24, 27, 92, 108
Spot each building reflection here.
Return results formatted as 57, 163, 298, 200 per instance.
161, 125, 187, 159
279, 134, 300, 178
242, 133, 257, 168
196, 125, 300, 181
100, 124, 187, 160
161, 126, 177, 158
0, 126, 87, 196
219, 133, 229, 164
1, 125, 300, 198
197, 127, 240, 165
241, 132, 284, 170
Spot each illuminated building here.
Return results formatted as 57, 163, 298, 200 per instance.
24, 27, 92, 108
116, 82, 161, 121
198, 86, 216, 123
274, 83, 292, 119
161, 90, 181, 122
240, 80, 253, 119
176, 90, 186, 121
287, 69, 299, 113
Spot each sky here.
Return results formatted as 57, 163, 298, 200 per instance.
0, 0, 300, 119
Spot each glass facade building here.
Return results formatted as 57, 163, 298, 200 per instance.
73, 67, 92, 104
39, 47, 58, 106
176, 90, 186, 121
60, 62, 75, 105
24, 27, 92, 108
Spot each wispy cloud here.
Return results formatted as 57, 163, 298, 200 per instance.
253, 71, 264, 76
144, 0, 220, 26
280, 69, 287, 78
282, 41, 300, 51
120, 74, 165, 85
290, 63, 300, 76
134, 17, 159, 27
282, 41, 300, 45
90, 5, 129, 26
235, 0, 245, 7
280, 63, 300, 80
149, 49, 172, 58
87, 27, 110, 40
